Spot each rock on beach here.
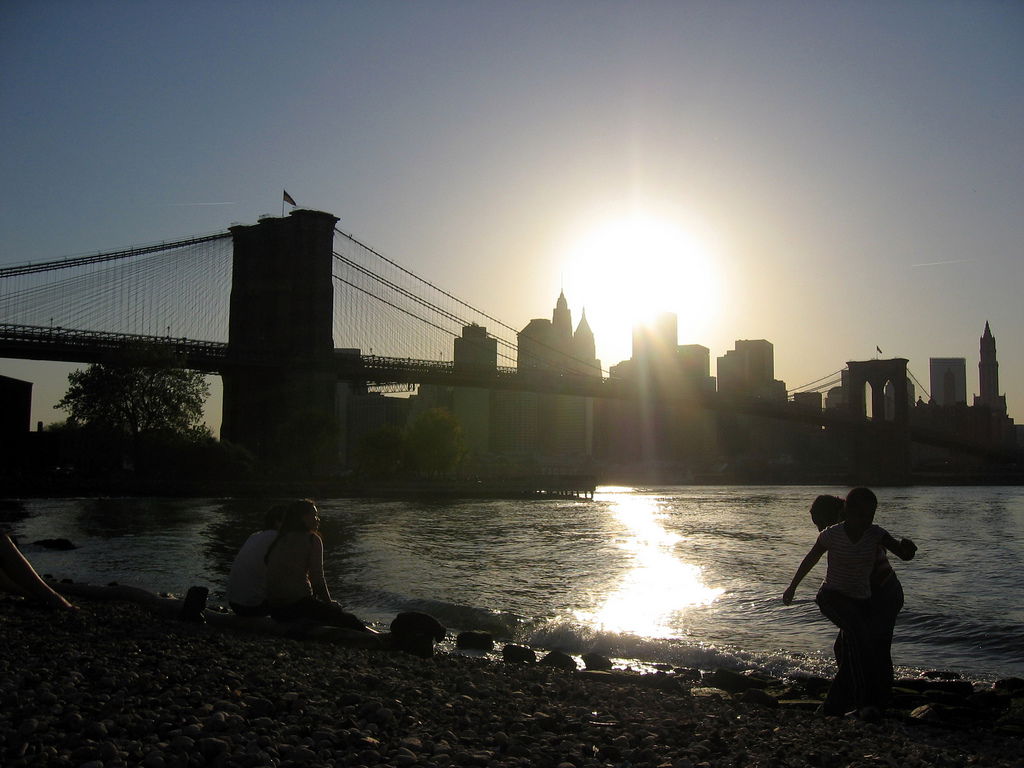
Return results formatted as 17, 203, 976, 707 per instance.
0, 597, 1021, 767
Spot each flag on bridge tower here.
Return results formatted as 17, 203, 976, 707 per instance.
283, 190, 296, 206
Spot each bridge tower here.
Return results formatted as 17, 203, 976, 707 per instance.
221, 209, 340, 475
845, 358, 911, 484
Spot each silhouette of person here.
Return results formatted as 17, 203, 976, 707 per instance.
226, 505, 285, 617
264, 499, 373, 632
784, 488, 916, 718
0, 531, 76, 610
808, 493, 907, 710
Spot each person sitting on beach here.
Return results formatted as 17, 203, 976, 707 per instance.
226, 505, 284, 617
784, 487, 917, 718
264, 499, 373, 632
0, 531, 76, 610
807, 492, 908, 710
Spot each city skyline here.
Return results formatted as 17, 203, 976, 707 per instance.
2, 2, 1021, 429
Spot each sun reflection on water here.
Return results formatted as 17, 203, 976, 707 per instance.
577, 493, 723, 639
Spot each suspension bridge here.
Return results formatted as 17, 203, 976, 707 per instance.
0, 208, 1012, 480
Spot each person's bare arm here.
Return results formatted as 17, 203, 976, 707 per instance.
307, 536, 331, 602
783, 540, 826, 605
881, 533, 917, 561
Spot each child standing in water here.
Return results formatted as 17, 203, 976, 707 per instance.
783, 487, 917, 718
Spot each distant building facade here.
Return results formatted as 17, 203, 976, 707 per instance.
912, 322, 1018, 464
0, 374, 32, 438
500, 292, 600, 466
929, 358, 967, 406
453, 323, 497, 455
974, 321, 1006, 414
0, 375, 33, 472
716, 339, 786, 401
595, 313, 719, 476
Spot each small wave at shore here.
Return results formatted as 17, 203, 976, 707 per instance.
362, 598, 843, 681
517, 616, 840, 680
359, 596, 1016, 686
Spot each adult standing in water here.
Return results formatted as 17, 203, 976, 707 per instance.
807, 493, 907, 711
264, 499, 373, 632
806, 493, 905, 708
784, 488, 916, 718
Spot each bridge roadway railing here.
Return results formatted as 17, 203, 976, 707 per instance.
0, 323, 229, 370
1, 324, 1013, 461
354, 354, 618, 397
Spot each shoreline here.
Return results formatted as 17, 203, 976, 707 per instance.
4, 474, 1024, 501
1, 596, 1021, 767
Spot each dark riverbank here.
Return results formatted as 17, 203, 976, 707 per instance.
1, 595, 1021, 767
5, 469, 1024, 500
1, 474, 598, 500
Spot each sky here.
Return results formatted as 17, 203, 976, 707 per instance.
2, 1, 1022, 432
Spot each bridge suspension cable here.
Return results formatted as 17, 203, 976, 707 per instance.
334, 227, 522, 339
332, 227, 611, 375
787, 369, 845, 395
1, 234, 233, 343
0, 232, 231, 279
907, 368, 931, 402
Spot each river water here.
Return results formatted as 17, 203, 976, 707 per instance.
4, 486, 1022, 682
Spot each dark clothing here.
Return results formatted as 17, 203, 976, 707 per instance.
229, 600, 270, 618
270, 596, 369, 631
869, 573, 904, 707
816, 587, 876, 715
827, 573, 905, 711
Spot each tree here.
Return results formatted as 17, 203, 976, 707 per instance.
57, 348, 210, 453
405, 408, 465, 476
354, 425, 406, 480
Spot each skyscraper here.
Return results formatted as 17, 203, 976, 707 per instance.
552, 290, 573, 342
571, 309, 601, 375
496, 292, 600, 464
453, 324, 496, 454
716, 340, 785, 400
929, 358, 967, 406
975, 321, 1005, 413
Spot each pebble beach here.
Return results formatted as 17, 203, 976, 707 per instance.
1, 596, 1022, 768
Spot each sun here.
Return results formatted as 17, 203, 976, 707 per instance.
563, 212, 720, 365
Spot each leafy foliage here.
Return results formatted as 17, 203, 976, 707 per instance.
354, 425, 406, 479
57, 348, 209, 440
353, 408, 466, 480
405, 407, 466, 476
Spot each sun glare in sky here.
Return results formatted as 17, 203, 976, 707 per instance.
563, 212, 720, 365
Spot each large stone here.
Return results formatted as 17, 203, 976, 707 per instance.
539, 650, 578, 671
456, 630, 494, 651
672, 667, 702, 682
390, 611, 446, 641
389, 611, 446, 657
702, 668, 771, 693
32, 537, 77, 550
501, 644, 536, 664
994, 677, 1024, 695
581, 652, 613, 671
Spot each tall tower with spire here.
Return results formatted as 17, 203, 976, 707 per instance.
572, 308, 598, 374
552, 290, 573, 342
975, 321, 1006, 413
